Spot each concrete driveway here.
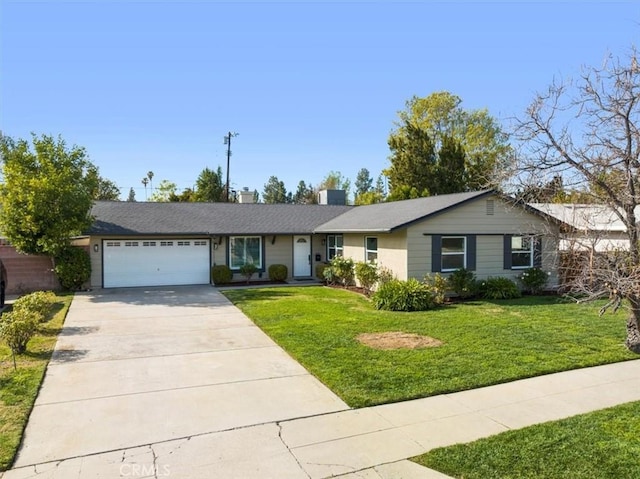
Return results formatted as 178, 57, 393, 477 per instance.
6, 286, 348, 478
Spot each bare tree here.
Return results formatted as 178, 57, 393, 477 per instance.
513, 47, 640, 353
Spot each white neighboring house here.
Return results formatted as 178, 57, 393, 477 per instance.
528, 203, 640, 252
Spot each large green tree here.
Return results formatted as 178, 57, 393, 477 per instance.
386, 122, 434, 200
148, 179, 177, 202
385, 91, 511, 198
354, 168, 373, 196
88, 171, 121, 201
292, 180, 316, 204
194, 166, 225, 202
262, 176, 288, 204
318, 170, 351, 194
0, 134, 97, 257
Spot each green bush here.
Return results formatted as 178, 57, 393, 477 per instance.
239, 263, 258, 283
479, 277, 522, 300
377, 266, 395, 288
519, 267, 549, 294
355, 262, 378, 295
372, 278, 440, 311
12, 291, 56, 322
316, 263, 330, 281
211, 265, 233, 285
268, 264, 288, 282
424, 273, 448, 306
0, 308, 41, 354
329, 256, 355, 287
54, 247, 91, 290
447, 268, 478, 299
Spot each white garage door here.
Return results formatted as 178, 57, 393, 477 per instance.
103, 239, 210, 288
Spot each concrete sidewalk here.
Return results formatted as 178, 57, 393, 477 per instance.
3, 287, 640, 478
281, 359, 640, 478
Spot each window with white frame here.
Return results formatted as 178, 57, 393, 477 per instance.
365, 237, 378, 263
441, 236, 466, 272
511, 236, 533, 269
229, 236, 262, 269
327, 234, 343, 260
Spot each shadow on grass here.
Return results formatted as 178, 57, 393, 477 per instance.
222, 288, 296, 302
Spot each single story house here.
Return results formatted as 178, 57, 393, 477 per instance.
85, 190, 562, 289
529, 203, 639, 252
86, 200, 353, 288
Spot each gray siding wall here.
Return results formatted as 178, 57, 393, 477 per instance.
405, 195, 559, 286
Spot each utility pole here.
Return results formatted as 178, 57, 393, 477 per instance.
223, 132, 238, 202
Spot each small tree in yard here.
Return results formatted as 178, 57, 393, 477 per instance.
512, 47, 640, 353
1, 309, 41, 369
239, 263, 258, 284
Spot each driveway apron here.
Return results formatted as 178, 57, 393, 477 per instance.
9, 286, 348, 477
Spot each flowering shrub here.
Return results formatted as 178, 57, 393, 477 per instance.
518, 267, 548, 294
424, 273, 448, 305
326, 256, 355, 287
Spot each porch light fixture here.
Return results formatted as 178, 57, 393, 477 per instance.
93, 244, 99, 253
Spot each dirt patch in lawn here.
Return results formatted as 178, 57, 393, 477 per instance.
357, 331, 443, 350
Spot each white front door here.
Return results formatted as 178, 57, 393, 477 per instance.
293, 235, 311, 277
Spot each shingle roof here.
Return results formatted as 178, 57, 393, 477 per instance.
529, 203, 640, 232
314, 190, 495, 233
87, 201, 354, 236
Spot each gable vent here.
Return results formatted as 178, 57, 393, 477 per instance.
486, 200, 495, 215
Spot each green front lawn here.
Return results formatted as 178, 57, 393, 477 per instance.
414, 400, 640, 479
0, 294, 72, 471
223, 286, 636, 408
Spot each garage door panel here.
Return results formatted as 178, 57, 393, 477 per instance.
103, 239, 210, 288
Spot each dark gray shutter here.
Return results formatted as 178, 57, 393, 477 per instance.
503, 234, 512, 270
431, 235, 442, 272
533, 237, 542, 268
466, 235, 476, 271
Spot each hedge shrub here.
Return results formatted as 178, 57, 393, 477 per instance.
447, 268, 478, 299
211, 265, 233, 285
54, 247, 91, 290
355, 262, 378, 295
518, 267, 548, 294
372, 278, 441, 312
268, 264, 288, 282
328, 256, 355, 287
13, 291, 56, 322
479, 277, 521, 300
316, 263, 330, 281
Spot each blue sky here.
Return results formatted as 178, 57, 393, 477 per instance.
1, 1, 638, 200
